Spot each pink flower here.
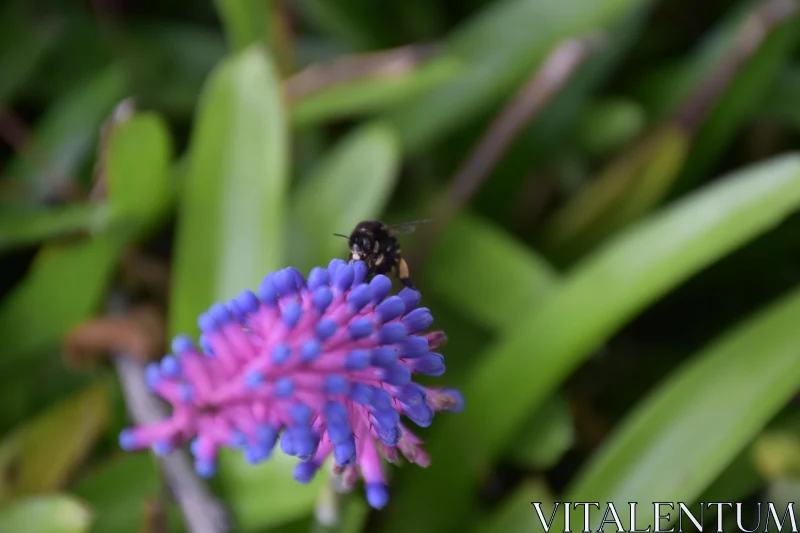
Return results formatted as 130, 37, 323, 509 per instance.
119, 259, 463, 509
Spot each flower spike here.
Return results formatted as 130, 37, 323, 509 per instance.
119, 260, 462, 509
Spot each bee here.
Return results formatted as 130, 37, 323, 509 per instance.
334, 220, 429, 289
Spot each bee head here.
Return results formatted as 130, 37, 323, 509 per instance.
350, 234, 373, 261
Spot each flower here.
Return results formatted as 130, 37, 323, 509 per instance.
118, 258, 463, 509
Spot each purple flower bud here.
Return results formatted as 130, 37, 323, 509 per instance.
408, 353, 446, 376
117, 260, 460, 510
402, 308, 433, 334
307, 267, 329, 290
312, 287, 333, 313
366, 484, 390, 509
347, 284, 373, 312
397, 288, 421, 312
293, 460, 320, 484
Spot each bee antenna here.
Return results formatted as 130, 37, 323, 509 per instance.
332, 233, 349, 239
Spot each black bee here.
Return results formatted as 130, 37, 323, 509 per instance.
334, 220, 429, 289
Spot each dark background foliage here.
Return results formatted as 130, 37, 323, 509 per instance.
1, 0, 800, 531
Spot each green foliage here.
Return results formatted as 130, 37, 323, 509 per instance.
169, 43, 288, 338
3, 0, 800, 531
0, 495, 92, 533
568, 282, 800, 528
288, 121, 400, 272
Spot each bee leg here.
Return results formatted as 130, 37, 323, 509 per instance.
396, 258, 416, 290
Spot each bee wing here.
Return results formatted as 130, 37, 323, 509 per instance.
389, 220, 432, 234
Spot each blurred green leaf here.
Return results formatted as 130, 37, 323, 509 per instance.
698, 446, 763, 502
384, 153, 800, 533
4, 66, 127, 201
566, 282, 800, 528
0, 235, 123, 367
425, 211, 559, 331
217, 449, 323, 532
125, 23, 227, 117
475, 2, 657, 226
542, 124, 690, 261
633, 0, 758, 118
672, 4, 800, 195
0, 4, 63, 102
0, 203, 109, 254
295, 0, 394, 49
72, 454, 159, 533
215, 0, 270, 51
288, 121, 400, 272
0, 108, 173, 366
760, 64, 800, 129
509, 393, 574, 469
0, 495, 92, 533
169, 44, 288, 339
385, 0, 645, 153
0, 380, 110, 504
473, 479, 553, 533
573, 98, 647, 158
106, 112, 175, 230
290, 58, 461, 127
338, 496, 370, 533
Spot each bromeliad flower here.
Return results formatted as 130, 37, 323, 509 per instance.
119, 259, 463, 509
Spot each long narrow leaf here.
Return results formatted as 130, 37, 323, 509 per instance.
169, 44, 288, 338
383, 153, 800, 533
385, 0, 645, 153
567, 282, 800, 529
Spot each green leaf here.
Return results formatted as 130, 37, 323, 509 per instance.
385, 0, 645, 153
760, 65, 800, 129
425, 211, 559, 331
0, 235, 123, 367
0, 4, 63, 102
633, 0, 758, 118
169, 44, 288, 339
472, 480, 553, 533
475, 2, 657, 226
542, 124, 690, 261
124, 22, 227, 117
566, 282, 800, 529
698, 446, 763, 503
0, 380, 110, 504
509, 393, 574, 469
0, 109, 174, 366
71, 454, 159, 533
4, 66, 127, 202
383, 153, 800, 533
217, 449, 323, 532
573, 98, 647, 158
106, 112, 175, 231
0, 495, 92, 533
338, 496, 370, 533
290, 58, 461, 127
0, 204, 110, 254
288, 121, 400, 272
672, 7, 800, 195
215, 0, 270, 51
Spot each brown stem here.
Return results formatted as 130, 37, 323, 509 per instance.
108, 293, 233, 533
675, 0, 800, 131
284, 43, 442, 102
408, 33, 605, 267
